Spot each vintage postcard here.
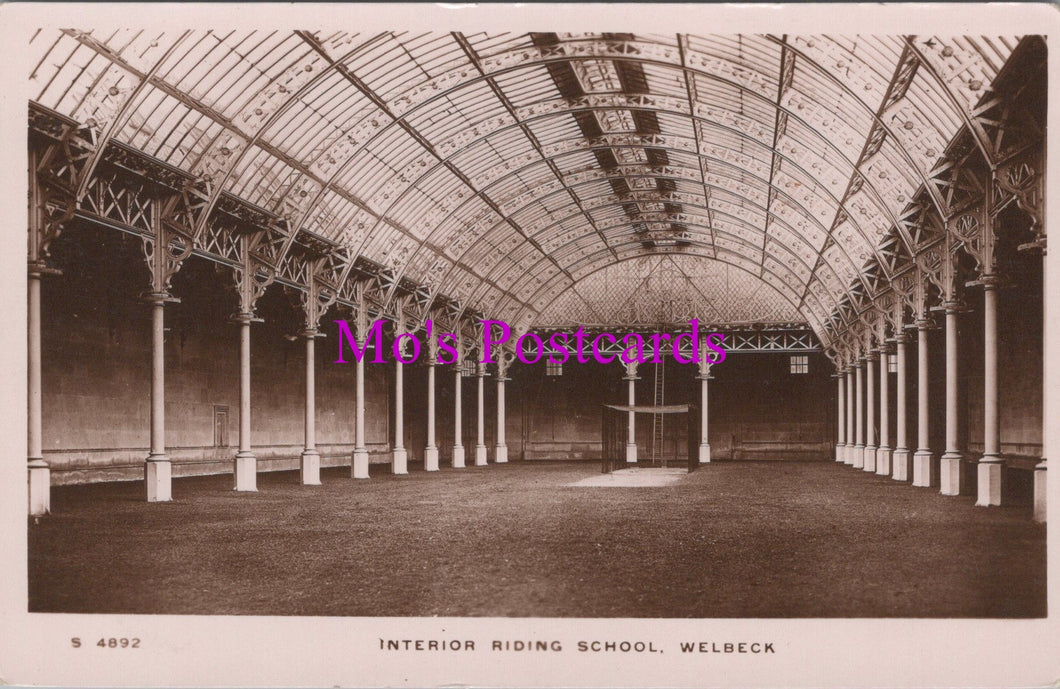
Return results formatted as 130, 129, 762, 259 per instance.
0, 2, 1057, 687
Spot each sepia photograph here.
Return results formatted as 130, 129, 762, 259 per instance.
1, 3, 1058, 687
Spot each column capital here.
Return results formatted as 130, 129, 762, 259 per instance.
932, 299, 968, 315
27, 259, 62, 279
141, 291, 179, 306
914, 317, 938, 331
966, 273, 1004, 290
230, 311, 263, 325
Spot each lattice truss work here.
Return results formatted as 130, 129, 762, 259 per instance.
28, 30, 1028, 344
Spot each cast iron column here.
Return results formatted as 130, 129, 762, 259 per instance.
876, 344, 892, 476
145, 296, 171, 501
977, 277, 1003, 505
234, 316, 256, 491
912, 321, 934, 487
697, 359, 711, 463
425, 359, 439, 471
300, 330, 321, 485
940, 303, 963, 496
352, 346, 369, 478
27, 268, 50, 514
392, 359, 407, 474
845, 368, 855, 464
1034, 256, 1047, 522
495, 364, 508, 464
452, 364, 465, 468
863, 352, 877, 472
853, 360, 865, 469
624, 362, 638, 463
475, 363, 487, 466
835, 372, 846, 463
892, 333, 912, 481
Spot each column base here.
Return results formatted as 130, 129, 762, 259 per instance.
912, 450, 933, 487
495, 445, 508, 464
891, 448, 912, 482
234, 452, 257, 492
863, 445, 877, 472
699, 443, 711, 463
352, 448, 370, 479
300, 449, 321, 485
835, 443, 845, 462
392, 447, 408, 475
625, 442, 637, 463
27, 459, 50, 516
425, 446, 440, 472
940, 453, 962, 496
843, 444, 854, 465
145, 456, 172, 502
475, 444, 488, 466
452, 445, 465, 469
852, 444, 865, 469
1033, 462, 1046, 522
875, 447, 891, 476
976, 458, 1003, 507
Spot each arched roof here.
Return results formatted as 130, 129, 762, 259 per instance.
536, 255, 802, 328
28, 30, 1022, 338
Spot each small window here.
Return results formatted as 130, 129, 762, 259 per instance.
789, 355, 808, 375
461, 360, 476, 377
887, 353, 898, 373
546, 360, 563, 377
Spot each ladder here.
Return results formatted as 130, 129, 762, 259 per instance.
651, 360, 665, 465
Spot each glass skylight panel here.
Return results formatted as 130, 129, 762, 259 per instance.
639, 61, 689, 99
490, 66, 560, 107
445, 91, 515, 146
107, 29, 187, 75
30, 33, 84, 108
209, 35, 305, 121
360, 222, 410, 269
488, 173, 537, 210
463, 31, 530, 59
399, 33, 467, 79
116, 85, 177, 151
915, 35, 1011, 113
149, 30, 214, 84
511, 201, 561, 236
354, 35, 423, 102
768, 225, 816, 267
523, 113, 582, 147
312, 193, 360, 244
343, 151, 398, 211
166, 118, 224, 171
146, 108, 208, 165
27, 29, 1030, 338
168, 33, 243, 103
845, 190, 892, 240
217, 144, 269, 199
265, 105, 334, 165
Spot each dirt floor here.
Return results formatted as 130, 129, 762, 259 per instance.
28, 461, 1046, 618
